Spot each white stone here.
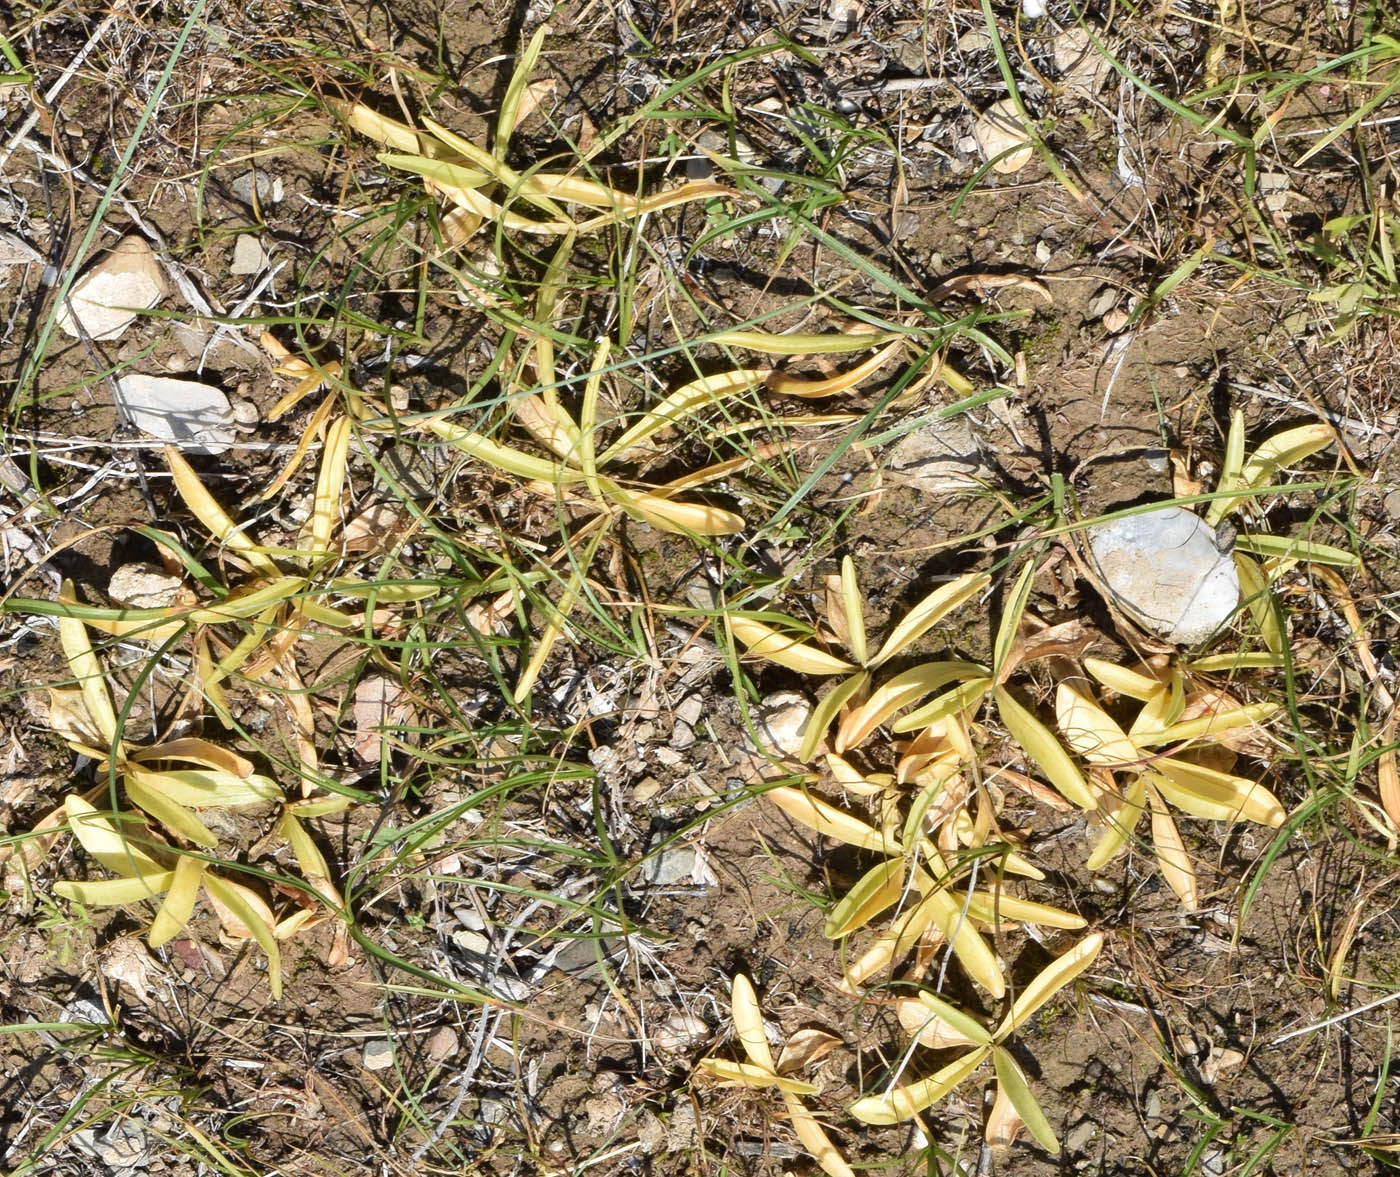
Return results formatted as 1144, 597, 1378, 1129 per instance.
1086, 506, 1240, 646
362, 1039, 395, 1070
113, 373, 234, 453
108, 562, 181, 609
230, 234, 266, 275
58, 236, 167, 341
972, 99, 1033, 175
755, 691, 812, 758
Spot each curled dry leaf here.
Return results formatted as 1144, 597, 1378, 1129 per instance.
776, 1027, 844, 1075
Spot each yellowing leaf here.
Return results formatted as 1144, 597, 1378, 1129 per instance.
165, 448, 282, 579
837, 661, 986, 751
995, 687, 1098, 811
925, 887, 1005, 998
993, 1045, 1059, 1152
708, 329, 902, 354
783, 1091, 855, 1177
1234, 552, 1285, 655
764, 786, 897, 853
993, 556, 1038, 680
602, 482, 744, 535
1055, 684, 1140, 767
730, 617, 856, 676
697, 1057, 817, 1093
1148, 784, 1198, 910
730, 973, 776, 1072
125, 776, 218, 847
958, 890, 1087, 930
1086, 775, 1147, 870
1082, 657, 1164, 701
800, 672, 869, 763
64, 795, 163, 877
131, 739, 253, 777
888, 677, 992, 735
54, 872, 175, 906
838, 556, 867, 667
1139, 702, 1277, 749
599, 369, 764, 464
908, 990, 995, 1047
849, 1047, 990, 1124
57, 582, 118, 750
996, 932, 1104, 1038
203, 874, 282, 999
126, 764, 281, 808
149, 855, 205, 947
1239, 422, 1336, 490
871, 572, 990, 666
824, 859, 905, 938
1152, 759, 1286, 826
308, 415, 352, 555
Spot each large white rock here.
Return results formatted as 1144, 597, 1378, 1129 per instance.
58, 236, 167, 340
113, 374, 234, 453
1086, 506, 1240, 646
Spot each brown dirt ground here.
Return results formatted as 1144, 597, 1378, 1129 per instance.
1, 1, 1398, 1175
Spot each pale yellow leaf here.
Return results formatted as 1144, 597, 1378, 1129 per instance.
765, 786, 896, 852
995, 687, 1098, 811
996, 932, 1104, 1038
1148, 784, 1197, 910
1056, 684, 1140, 767
149, 855, 206, 947
783, 1091, 855, 1177
731, 973, 776, 1072
871, 572, 990, 666
730, 616, 855, 676
849, 1047, 990, 1124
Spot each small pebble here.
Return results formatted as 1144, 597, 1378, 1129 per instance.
362, 1039, 395, 1070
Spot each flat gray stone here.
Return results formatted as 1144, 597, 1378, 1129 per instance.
1086, 506, 1239, 646
886, 415, 986, 492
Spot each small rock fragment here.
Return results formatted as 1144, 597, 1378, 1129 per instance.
754, 691, 811, 758
425, 1025, 459, 1062
1086, 506, 1240, 646
113, 373, 234, 453
1088, 285, 1118, 319
887, 415, 987, 492
972, 99, 1034, 175
362, 1039, 395, 1070
641, 844, 717, 888
58, 236, 167, 341
230, 234, 267, 276
108, 562, 182, 609
231, 171, 282, 207
1054, 27, 1111, 98
653, 1012, 709, 1052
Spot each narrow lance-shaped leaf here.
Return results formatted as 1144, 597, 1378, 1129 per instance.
1082, 657, 1164, 702
1234, 551, 1285, 655
308, 415, 352, 555
125, 776, 218, 848
697, 1057, 818, 1094
54, 872, 175, 906
838, 661, 987, 751
993, 556, 1038, 680
871, 571, 990, 667
1085, 774, 1147, 870
149, 855, 206, 947
64, 795, 164, 877
1055, 684, 1140, 767
996, 932, 1104, 1038
165, 447, 282, 579
764, 785, 897, 853
848, 1046, 990, 1125
1147, 784, 1198, 910
824, 859, 905, 939
993, 1046, 1060, 1152
1205, 408, 1248, 527
1152, 759, 1286, 826
731, 974, 775, 1072
783, 1090, 856, 1177
839, 556, 867, 667
730, 616, 856, 676
994, 687, 1098, 811
203, 873, 282, 1000
56, 582, 119, 751
799, 671, 869, 763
